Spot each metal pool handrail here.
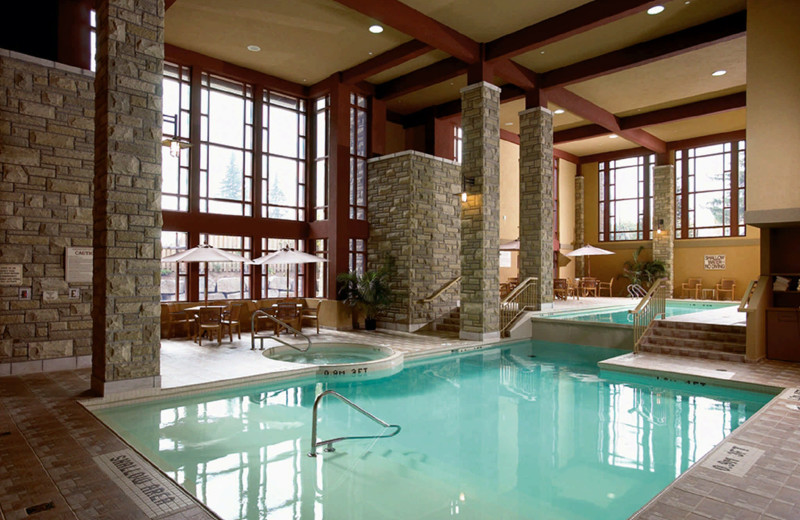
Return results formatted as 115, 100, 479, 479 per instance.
250, 309, 311, 352
629, 277, 668, 353
500, 277, 539, 335
308, 390, 401, 457
738, 278, 763, 313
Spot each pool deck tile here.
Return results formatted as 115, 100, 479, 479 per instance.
1, 312, 799, 520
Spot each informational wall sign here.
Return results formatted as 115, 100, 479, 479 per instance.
65, 247, 93, 283
0, 264, 23, 286
703, 254, 726, 270
499, 251, 511, 268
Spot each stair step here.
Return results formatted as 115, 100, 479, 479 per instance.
653, 320, 745, 335
639, 344, 745, 363
435, 323, 460, 332
650, 326, 745, 344
641, 336, 745, 354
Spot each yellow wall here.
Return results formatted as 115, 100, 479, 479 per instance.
385, 122, 406, 154
583, 161, 760, 298
558, 159, 577, 279
499, 139, 520, 282
746, 0, 800, 213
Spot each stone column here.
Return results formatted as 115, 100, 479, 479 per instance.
518, 107, 553, 307
92, 0, 164, 395
652, 164, 675, 295
459, 82, 500, 340
574, 174, 585, 277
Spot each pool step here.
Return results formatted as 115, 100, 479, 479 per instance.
639, 320, 746, 362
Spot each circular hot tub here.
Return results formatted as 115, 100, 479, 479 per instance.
262, 343, 403, 380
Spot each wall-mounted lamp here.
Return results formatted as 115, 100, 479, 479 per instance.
161, 114, 191, 158
460, 177, 475, 202
656, 218, 664, 234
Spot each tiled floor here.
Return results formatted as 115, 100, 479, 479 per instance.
2, 304, 799, 520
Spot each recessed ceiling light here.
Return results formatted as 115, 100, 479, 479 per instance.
647, 5, 665, 15
540, 50, 545, 55
369, 24, 384, 34
712, 69, 727, 77
246, 45, 261, 52
504, 122, 514, 126
554, 109, 565, 115
609, 134, 619, 139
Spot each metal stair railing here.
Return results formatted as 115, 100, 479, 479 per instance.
308, 390, 401, 457
250, 309, 311, 352
629, 277, 668, 353
500, 277, 539, 335
738, 278, 761, 312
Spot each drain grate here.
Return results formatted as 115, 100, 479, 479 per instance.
26, 502, 55, 515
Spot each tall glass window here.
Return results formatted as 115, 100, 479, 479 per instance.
89, 9, 97, 72
553, 158, 559, 242
350, 93, 368, 220
599, 155, 654, 241
160, 231, 188, 301
198, 234, 252, 301
261, 238, 304, 298
675, 140, 745, 238
162, 62, 191, 212
199, 73, 254, 216
314, 239, 328, 298
349, 238, 366, 275
313, 96, 330, 221
262, 92, 306, 220
454, 125, 463, 163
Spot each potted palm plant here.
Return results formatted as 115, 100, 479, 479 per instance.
622, 245, 667, 289
337, 266, 393, 330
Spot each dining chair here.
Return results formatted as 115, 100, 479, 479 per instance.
598, 277, 614, 297
166, 303, 193, 339
553, 278, 568, 300
275, 302, 302, 337
581, 278, 598, 297
681, 278, 702, 299
716, 278, 736, 301
195, 307, 225, 345
221, 302, 245, 340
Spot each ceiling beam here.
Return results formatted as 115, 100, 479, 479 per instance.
541, 11, 747, 88
493, 60, 539, 90
485, 0, 663, 62
165, 0, 178, 10
554, 124, 610, 143
375, 57, 467, 100
398, 85, 526, 127
546, 87, 666, 152
341, 40, 433, 84
330, 0, 480, 63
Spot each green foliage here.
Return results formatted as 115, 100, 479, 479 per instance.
336, 266, 393, 320
622, 246, 667, 288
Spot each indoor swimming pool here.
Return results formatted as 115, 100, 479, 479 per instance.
93, 341, 772, 520
540, 300, 738, 325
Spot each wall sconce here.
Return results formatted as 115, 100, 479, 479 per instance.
460, 177, 475, 202
656, 218, 664, 234
161, 114, 191, 158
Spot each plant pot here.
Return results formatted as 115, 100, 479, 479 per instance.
364, 318, 377, 330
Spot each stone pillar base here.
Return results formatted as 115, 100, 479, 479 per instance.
459, 330, 501, 342
91, 375, 161, 397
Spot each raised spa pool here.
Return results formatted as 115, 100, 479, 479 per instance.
94, 341, 772, 520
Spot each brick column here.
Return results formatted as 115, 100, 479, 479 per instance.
653, 164, 675, 295
92, 0, 163, 395
459, 82, 500, 340
574, 173, 585, 277
518, 107, 553, 307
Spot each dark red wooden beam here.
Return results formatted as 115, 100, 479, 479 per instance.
620, 92, 746, 130
541, 11, 747, 88
341, 40, 433, 84
554, 148, 580, 165
546, 87, 666, 153
493, 60, 539, 90
166, 0, 178, 10
375, 57, 467, 100
666, 129, 745, 152
330, 0, 480, 63
554, 124, 610, 143
486, 0, 663, 62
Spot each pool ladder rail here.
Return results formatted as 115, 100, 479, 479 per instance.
308, 390, 401, 457
250, 309, 312, 352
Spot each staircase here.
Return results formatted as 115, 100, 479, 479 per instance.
432, 308, 460, 333
638, 320, 746, 362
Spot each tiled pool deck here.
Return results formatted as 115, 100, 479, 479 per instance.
1, 302, 799, 520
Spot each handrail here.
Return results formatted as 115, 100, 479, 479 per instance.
250, 309, 312, 352
420, 276, 461, 303
738, 279, 759, 312
308, 390, 401, 457
627, 284, 647, 298
500, 277, 539, 335
629, 277, 668, 353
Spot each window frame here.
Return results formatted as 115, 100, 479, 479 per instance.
598, 154, 655, 242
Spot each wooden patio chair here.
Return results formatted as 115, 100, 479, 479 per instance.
598, 277, 614, 297
566, 278, 580, 299
166, 303, 193, 339
553, 278, 568, 300
195, 307, 225, 345
581, 277, 598, 297
681, 278, 702, 299
221, 302, 245, 340
301, 300, 320, 334
274, 302, 302, 337
716, 278, 736, 301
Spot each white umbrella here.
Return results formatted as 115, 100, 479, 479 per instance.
500, 239, 520, 251
565, 244, 614, 277
253, 247, 327, 297
162, 244, 252, 305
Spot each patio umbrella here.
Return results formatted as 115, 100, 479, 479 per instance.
253, 247, 327, 297
162, 244, 252, 306
565, 244, 614, 277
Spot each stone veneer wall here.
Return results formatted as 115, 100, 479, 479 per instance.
653, 164, 675, 295
0, 50, 95, 374
459, 82, 500, 339
367, 151, 461, 331
518, 107, 553, 306
574, 174, 585, 277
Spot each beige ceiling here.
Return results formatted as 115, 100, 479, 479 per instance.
165, 0, 749, 159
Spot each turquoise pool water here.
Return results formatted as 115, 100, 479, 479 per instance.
95, 341, 771, 520
543, 300, 737, 325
